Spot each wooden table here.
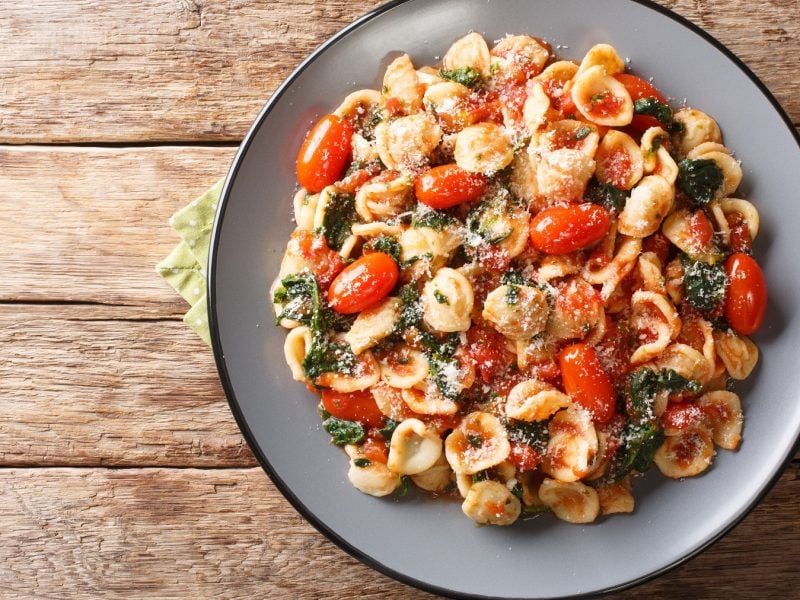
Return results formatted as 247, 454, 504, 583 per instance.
2, 1, 797, 598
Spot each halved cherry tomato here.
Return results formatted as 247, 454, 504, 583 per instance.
321, 389, 385, 428
724, 252, 767, 335
615, 73, 668, 133
415, 164, 487, 209
529, 204, 611, 255
296, 114, 353, 193
328, 252, 399, 314
508, 441, 542, 471
559, 343, 616, 424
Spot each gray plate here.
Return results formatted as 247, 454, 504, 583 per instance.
208, 1, 800, 597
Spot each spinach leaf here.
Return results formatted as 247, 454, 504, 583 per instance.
466, 191, 516, 245
428, 353, 463, 400
353, 457, 372, 467
273, 271, 316, 325
633, 98, 673, 127
504, 418, 549, 455
378, 418, 399, 440
438, 66, 482, 88
321, 191, 356, 251
323, 416, 365, 445
505, 284, 520, 305
412, 206, 456, 231
609, 422, 665, 481
363, 235, 401, 263
433, 289, 450, 305
585, 177, 628, 212
629, 367, 701, 419
677, 158, 724, 207
681, 254, 728, 312
500, 269, 530, 287
574, 126, 593, 140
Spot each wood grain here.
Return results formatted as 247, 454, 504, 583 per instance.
0, 304, 255, 467
0, 145, 234, 307
0, 0, 796, 144
1, 465, 796, 599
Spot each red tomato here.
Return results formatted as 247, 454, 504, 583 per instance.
614, 73, 667, 103
337, 163, 382, 194
725, 212, 752, 254
508, 442, 542, 471
688, 210, 715, 249
361, 432, 389, 464
327, 252, 399, 314
296, 114, 353, 193
466, 325, 515, 384
414, 164, 488, 209
724, 252, 767, 335
642, 232, 671, 266
559, 343, 616, 424
529, 204, 611, 254
587, 92, 624, 118
615, 73, 668, 133
321, 389, 385, 428
293, 230, 345, 289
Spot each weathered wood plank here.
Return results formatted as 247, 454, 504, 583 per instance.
0, 145, 233, 307
0, 0, 796, 144
0, 304, 255, 467
1, 465, 797, 599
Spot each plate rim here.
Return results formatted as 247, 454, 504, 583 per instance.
207, 1, 800, 597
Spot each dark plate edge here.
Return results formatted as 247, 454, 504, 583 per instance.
207, 1, 800, 599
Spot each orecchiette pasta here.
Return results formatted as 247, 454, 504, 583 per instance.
276, 32, 767, 528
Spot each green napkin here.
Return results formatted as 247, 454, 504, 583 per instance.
155, 178, 225, 346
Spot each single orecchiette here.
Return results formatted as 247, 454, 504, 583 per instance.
638, 251, 667, 295
423, 81, 472, 132
651, 342, 713, 385
445, 411, 511, 475
399, 224, 463, 280
376, 114, 442, 171
454, 122, 514, 174
334, 88, 382, 121
618, 175, 674, 238
661, 209, 716, 263
387, 418, 443, 475
345, 445, 400, 497
382, 54, 423, 114
482, 284, 550, 341
506, 379, 571, 421
293, 188, 319, 230
594, 130, 644, 190
576, 43, 625, 78
672, 108, 722, 156
583, 235, 642, 300
283, 325, 312, 382
410, 454, 453, 492
714, 329, 759, 380
538, 478, 600, 524
697, 391, 743, 450
654, 430, 714, 478
543, 407, 599, 483
490, 35, 550, 82
546, 276, 604, 341
461, 480, 522, 526
315, 350, 381, 392
532, 146, 596, 203
354, 174, 414, 222
719, 198, 759, 240
629, 290, 681, 364
401, 386, 459, 416
422, 267, 474, 332
443, 32, 491, 78
571, 65, 633, 127
596, 479, 635, 515
344, 297, 401, 354
370, 382, 413, 422
380, 345, 429, 389
689, 146, 742, 199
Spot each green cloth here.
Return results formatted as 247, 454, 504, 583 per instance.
155, 178, 225, 346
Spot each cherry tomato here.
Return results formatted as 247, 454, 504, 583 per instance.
559, 343, 616, 424
327, 252, 399, 314
724, 252, 767, 335
615, 73, 668, 133
293, 230, 345, 289
466, 325, 515, 384
529, 204, 611, 255
361, 432, 389, 464
614, 73, 667, 103
508, 442, 542, 472
725, 212, 752, 254
687, 210, 715, 249
296, 114, 353, 193
414, 164, 488, 209
321, 389, 385, 428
